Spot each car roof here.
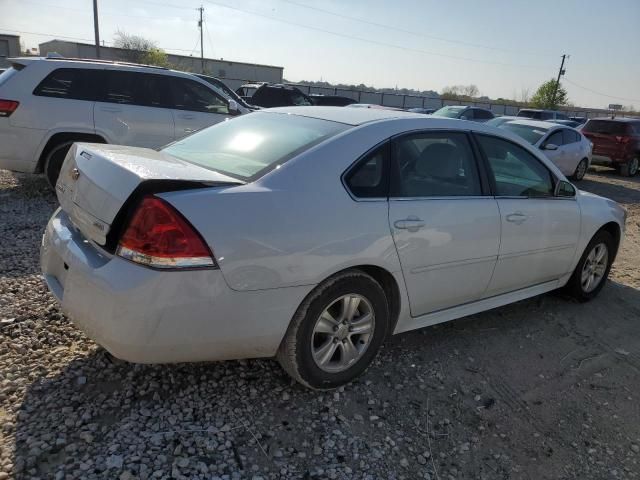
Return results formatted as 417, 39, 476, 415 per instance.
504, 119, 559, 130
266, 106, 425, 125
588, 117, 640, 123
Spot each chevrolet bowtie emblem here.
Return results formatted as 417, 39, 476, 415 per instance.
71, 168, 80, 180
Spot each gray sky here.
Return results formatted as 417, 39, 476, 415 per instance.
2, 0, 639, 109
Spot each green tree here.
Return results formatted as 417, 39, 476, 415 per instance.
530, 79, 568, 109
113, 31, 169, 67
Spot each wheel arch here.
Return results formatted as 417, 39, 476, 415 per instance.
36, 132, 107, 173
597, 221, 622, 262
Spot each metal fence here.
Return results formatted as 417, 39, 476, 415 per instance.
221, 77, 635, 119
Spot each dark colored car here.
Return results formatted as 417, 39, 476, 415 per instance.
570, 116, 588, 125
432, 105, 495, 122
236, 83, 313, 108
581, 118, 640, 176
407, 107, 436, 114
309, 94, 357, 106
517, 109, 568, 121
195, 74, 258, 110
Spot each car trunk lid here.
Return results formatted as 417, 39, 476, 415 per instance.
56, 143, 242, 245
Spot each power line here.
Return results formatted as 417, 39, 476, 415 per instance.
202, 0, 551, 70
279, 0, 553, 58
564, 78, 640, 103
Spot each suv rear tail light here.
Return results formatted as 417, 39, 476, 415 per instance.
116, 196, 216, 269
0, 100, 19, 117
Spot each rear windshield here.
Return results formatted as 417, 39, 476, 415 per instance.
582, 120, 632, 135
517, 110, 551, 120
433, 106, 466, 118
500, 123, 547, 145
162, 112, 348, 180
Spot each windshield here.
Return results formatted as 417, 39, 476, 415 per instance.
500, 123, 548, 144
195, 75, 250, 108
162, 112, 348, 180
433, 106, 466, 118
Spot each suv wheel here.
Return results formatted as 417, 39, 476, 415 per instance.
44, 141, 75, 188
572, 158, 588, 181
277, 270, 389, 389
564, 230, 614, 302
619, 156, 639, 177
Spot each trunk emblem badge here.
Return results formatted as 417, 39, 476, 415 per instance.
71, 168, 80, 180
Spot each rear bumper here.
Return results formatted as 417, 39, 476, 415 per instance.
0, 122, 45, 173
40, 208, 312, 363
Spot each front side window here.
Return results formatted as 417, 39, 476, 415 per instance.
477, 135, 554, 197
474, 109, 494, 120
33, 68, 97, 100
546, 130, 563, 146
171, 78, 229, 114
345, 144, 388, 198
392, 132, 482, 197
162, 112, 348, 180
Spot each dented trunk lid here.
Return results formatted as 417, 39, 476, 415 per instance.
56, 143, 241, 245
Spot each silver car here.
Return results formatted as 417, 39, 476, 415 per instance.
497, 119, 593, 181
41, 107, 626, 389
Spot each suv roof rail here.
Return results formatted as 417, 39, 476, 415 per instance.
43, 55, 169, 70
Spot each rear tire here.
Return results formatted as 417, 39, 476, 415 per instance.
277, 270, 389, 390
619, 156, 639, 177
563, 230, 615, 302
571, 158, 588, 181
44, 141, 75, 188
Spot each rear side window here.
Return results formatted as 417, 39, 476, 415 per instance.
33, 68, 98, 100
392, 132, 482, 197
477, 135, 554, 197
474, 109, 494, 120
345, 144, 389, 198
583, 120, 632, 135
103, 71, 140, 104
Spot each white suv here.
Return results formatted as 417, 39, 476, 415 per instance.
0, 57, 249, 185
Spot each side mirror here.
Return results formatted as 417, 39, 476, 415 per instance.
542, 143, 558, 151
555, 180, 576, 197
228, 99, 240, 115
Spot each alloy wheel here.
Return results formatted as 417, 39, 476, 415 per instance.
581, 242, 608, 293
575, 159, 587, 180
311, 294, 375, 373
630, 157, 639, 176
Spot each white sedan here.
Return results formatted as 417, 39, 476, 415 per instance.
41, 107, 626, 389
497, 119, 593, 180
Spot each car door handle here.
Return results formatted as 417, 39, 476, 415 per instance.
183, 128, 196, 133
505, 212, 528, 224
100, 106, 121, 113
394, 217, 425, 232
178, 113, 196, 120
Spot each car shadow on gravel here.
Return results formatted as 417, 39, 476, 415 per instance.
580, 169, 640, 205
10, 281, 640, 479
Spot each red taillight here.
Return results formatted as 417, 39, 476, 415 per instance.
116, 196, 215, 269
0, 99, 19, 117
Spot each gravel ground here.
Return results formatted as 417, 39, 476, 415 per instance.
1, 167, 639, 480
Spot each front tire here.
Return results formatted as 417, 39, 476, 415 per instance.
571, 158, 588, 181
277, 270, 389, 389
619, 156, 639, 177
564, 230, 615, 302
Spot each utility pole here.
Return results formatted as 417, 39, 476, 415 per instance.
551, 54, 568, 107
198, 6, 204, 73
93, 0, 101, 58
